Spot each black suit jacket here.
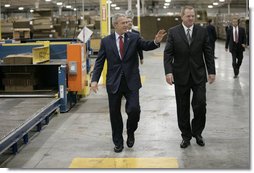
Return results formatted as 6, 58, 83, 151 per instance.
225, 26, 246, 52
206, 24, 217, 43
92, 32, 159, 94
131, 29, 144, 60
164, 24, 216, 85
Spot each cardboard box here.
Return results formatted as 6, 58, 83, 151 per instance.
3, 54, 33, 64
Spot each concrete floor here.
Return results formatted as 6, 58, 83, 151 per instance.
0, 40, 250, 169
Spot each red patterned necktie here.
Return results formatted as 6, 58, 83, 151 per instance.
119, 35, 124, 59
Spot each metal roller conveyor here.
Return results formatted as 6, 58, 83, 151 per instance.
0, 90, 58, 98
0, 97, 60, 155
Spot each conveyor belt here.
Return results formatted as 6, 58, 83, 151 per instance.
0, 90, 58, 98
0, 97, 60, 154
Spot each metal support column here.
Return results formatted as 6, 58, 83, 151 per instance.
137, 0, 141, 31
100, 0, 108, 85
58, 65, 69, 112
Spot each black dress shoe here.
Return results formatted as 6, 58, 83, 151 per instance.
127, 134, 135, 148
195, 135, 205, 146
180, 140, 190, 148
114, 145, 124, 153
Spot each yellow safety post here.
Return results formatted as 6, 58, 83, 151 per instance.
137, 0, 141, 32
100, 0, 108, 85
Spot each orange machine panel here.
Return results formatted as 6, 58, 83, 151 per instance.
67, 44, 86, 91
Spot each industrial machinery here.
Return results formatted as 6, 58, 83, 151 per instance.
0, 39, 91, 155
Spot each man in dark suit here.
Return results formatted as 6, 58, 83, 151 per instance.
206, 19, 217, 59
164, 6, 216, 149
225, 17, 246, 78
91, 13, 166, 153
127, 16, 144, 64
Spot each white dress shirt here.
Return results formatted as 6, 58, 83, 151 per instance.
115, 32, 124, 59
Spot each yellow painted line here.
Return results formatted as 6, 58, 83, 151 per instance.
141, 75, 146, 85
2, 43, 44, 46
69, 157, 179, 168
50, 42, 71, 45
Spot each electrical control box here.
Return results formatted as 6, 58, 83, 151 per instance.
67, 44, 86, 91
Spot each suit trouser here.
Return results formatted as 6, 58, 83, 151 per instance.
174, 76, 207, 141
107, 76, 140, 146
231, 43, 244, 75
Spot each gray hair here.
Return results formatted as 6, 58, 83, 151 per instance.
112, 13, 126, 25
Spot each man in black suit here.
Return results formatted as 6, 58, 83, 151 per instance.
164, 6, 216, 149
91, 13, 166, 153
206, 19, 217, 59
127, 16, 144, 64
225, 17, 246, 78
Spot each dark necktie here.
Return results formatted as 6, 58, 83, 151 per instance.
119, 35, 124, 59
234, 27, 238, 43
186, 28, 191, 45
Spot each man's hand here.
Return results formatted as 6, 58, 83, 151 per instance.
91, 81, 99, 93
208, 74, 215, 84
140, 59, 144, 65
155, 29, 167, 43
165, 73, 174, 85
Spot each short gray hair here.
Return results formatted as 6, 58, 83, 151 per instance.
112, 13, 126, 25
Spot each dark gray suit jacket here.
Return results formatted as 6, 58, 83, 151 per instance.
92, 32, 159, 94
132, 29, 144, 60
225, 26, 246, 52
164, 24, 216, 85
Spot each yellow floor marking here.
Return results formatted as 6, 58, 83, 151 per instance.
69, 157, 179, 168
141, 75, 146, 84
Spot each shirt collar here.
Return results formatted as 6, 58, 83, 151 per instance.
182, 23, 194, 32
115, 32, 124, 39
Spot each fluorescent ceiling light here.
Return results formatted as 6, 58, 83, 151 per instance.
4, 4, 10, 7
115, 7, 120, 10
57, 2, 63, 6
208, 5, 213, 8
18, 7, 24, 10
213, 2, 219, 5
165, 0, 171, 2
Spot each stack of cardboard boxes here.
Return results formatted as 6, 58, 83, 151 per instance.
2, 55, 37, 92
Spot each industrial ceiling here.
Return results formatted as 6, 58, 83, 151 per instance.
0, 0, 248, 14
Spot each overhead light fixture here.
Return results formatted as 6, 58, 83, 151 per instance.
165, 0, 171, 2
57, 2, 63, 6
18, 7, 24, 10
73, 8, 77, 11
164, 3, 170, 6
30, 9, 34, 13
4, 4, 10, 7
219, 0, 225, 2
167, 12, 174, 16
213, 2, 219, 5
45, 0, 51, 2
111, 4, 117, 7
66, 5, 72, 9
115, 7, 120, 10
107, 0, 112, 3
208, 5, 213, 8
